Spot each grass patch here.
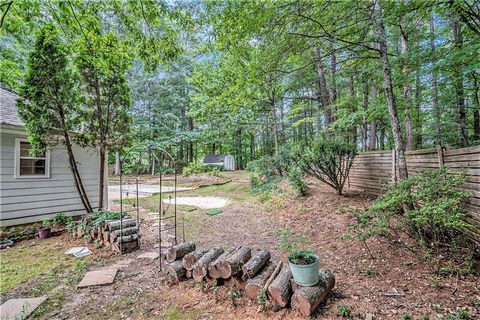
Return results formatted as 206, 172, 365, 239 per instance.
0, 241, 76, 295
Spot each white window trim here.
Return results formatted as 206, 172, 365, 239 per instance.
14, 138, 51, 179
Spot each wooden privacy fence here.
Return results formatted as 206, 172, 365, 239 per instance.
348, 145, 480, 240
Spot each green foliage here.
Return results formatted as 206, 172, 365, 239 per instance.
275, 229, 314, 264
337, 304, 352, 318
356, 169, 474, 261
257, 291, 268, 310
0, 225, 37, 242
79, 211, 126, 234
286, 165, 307, 196
293, 136, 357, 195
42, 219, 54, 229
182, 163, 222, 176
17, 24, 80, 156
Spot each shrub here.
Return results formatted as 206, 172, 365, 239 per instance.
357, 169, 473, 252
182, 163, 222, 176
286, 165, 307, 196
293, 136, 356, 195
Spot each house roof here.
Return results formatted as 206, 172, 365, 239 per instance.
0, 88, 24, 127
203, 154, 232, 164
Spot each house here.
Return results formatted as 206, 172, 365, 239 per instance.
0, 88, 107, 227
203, 154, 235, 171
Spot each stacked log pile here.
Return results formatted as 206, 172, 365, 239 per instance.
71, 217, 140, 254
164, 243, 335, 316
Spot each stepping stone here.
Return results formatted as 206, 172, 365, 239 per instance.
137, 252, 159, 260
78, 268, 118, 288
0, 296, 47, 320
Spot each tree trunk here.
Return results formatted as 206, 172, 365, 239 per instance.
368, 86, 378, 150
472, 72, 480, 141
350, 74, 358, 147
249, 133, 255, 161
279, 100, 287, 144
330, 48, 338, 122
63, 132, 93, 212
114, 151, 121, 176
414, 67, 422, 148
291, 269, 336, 317
166, 242, 196, 263
270, 98, 281, 159
400, 17, 413, 151
188, 116, 194, 162
374, 0, 408, 179
98, 148, 106, 210
451, 15, 468, 147
430, 15, 441, 144
361, 78, 368, 151
236, 128, 243, 170
313, 47, 332, 128
267, 264, 292, 308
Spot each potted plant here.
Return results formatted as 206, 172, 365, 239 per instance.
39, 219, 53, 240
276, 230, 320, 286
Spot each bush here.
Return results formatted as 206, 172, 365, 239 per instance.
357, 169, 473, 251
286, 165, 307, 196
293, 136, 356, 195
182, 162, 222, 176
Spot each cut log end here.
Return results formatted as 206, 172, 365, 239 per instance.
267, 264, 292, 308
166, 260, 186, 282
291, 269, 336, 317
166, 242, 196, 262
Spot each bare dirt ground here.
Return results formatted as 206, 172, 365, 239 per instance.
1, 171, 479, 319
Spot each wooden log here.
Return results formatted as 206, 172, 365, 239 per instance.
105, 219, 137, 231
166, 260, 186, 282
109, 227, 138, 243
116, 233, 139, 243
182, 249, 209, 270
111, 239, 139, 254
245, 261, 277, 300
267, 264, 292, 308
234, 274, 246, 291
242, 250, 271, 279
186, 269, 193, 279
166, 242, 196, 262
208, 247, 237, 278
291, 269, 336, 317
103, 231, 110, 244
218, 246, 251, 279
224, 276, 236, 287
193, 247, 224, 281
205, 276, 222, 287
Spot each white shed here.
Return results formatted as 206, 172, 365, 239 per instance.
0, 88, 107, 227
203, 154, 235, 171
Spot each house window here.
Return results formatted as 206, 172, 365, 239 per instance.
15, 139, 50, 178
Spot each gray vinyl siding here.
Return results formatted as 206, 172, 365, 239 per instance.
0, 129, 106, 226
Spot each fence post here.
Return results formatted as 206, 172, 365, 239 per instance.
391, 149, 396, 182
436, 144, 444, 169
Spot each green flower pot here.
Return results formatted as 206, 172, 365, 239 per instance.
289, 252, 320, 287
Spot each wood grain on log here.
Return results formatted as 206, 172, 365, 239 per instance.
218, 246, 251, 279
242, 250, 271, 279
234, 274, 246, 290
186, 269, 193, 279
245, 261, 277, 300
110, 227, 138, 243
116, 234, 139, 243
192, 247, 224, 281
106, 219, 137, 231
208, 247, 236, 278
267, 264, 292, 308
166, 242, 196, 262
182, 249, 209, 270
291, 269, 335, 316
166, 260, 186, 282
